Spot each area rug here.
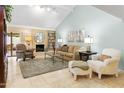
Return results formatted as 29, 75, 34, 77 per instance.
19, 58, 68, 78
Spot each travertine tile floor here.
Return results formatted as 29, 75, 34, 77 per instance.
6, 53, 124, 88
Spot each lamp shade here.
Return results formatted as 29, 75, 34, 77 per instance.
58, 38, 63, 42
84, 37, 93, 44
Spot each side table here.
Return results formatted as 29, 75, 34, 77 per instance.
79, 51, 97, 61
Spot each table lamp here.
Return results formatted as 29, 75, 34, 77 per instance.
57, 38, 63, 47
84, 35, 93, 52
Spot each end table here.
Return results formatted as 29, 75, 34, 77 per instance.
79, 51, 97, 61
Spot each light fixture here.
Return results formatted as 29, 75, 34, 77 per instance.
32, 5, 56, 13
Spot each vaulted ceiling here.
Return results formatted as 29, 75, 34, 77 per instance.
10, 5, 75, 29
94, 5, 123, 21
10, 5, 124, 29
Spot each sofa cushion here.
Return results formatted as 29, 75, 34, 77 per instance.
56, 51, 66, 56
65, 53, 73, 58
73, 46, 80, 52
98, 54, 111, 61
61, 45, 68, 52
56, 48, 62, 51
68, 45, 74, 53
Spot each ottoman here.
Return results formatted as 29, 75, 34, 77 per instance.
68, 60, 92, 80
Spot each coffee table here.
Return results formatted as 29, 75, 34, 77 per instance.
44, 51, 65, 63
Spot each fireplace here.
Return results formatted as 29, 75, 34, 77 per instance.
36, 44, 44, 52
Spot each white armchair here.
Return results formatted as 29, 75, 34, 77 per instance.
87, 48, 121, 79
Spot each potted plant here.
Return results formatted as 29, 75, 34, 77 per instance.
4, 5, 13, 23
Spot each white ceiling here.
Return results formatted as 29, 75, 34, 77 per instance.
94, 5, 124, 21
10, 5, 75, 29
10, 5, 124, 29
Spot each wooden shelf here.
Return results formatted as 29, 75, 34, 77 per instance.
47, 31, 56, 50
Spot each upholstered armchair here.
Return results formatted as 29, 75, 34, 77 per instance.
16, 44, 34, 61
87, 48, 121, 79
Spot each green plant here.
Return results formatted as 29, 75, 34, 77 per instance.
4, 5, 13, 23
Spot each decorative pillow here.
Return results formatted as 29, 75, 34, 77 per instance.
98, 54, 111, 61
68, 46, 74, 53
61, 45, 68, 52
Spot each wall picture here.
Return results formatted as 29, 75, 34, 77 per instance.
67, 29, 85, 42
34, 32, 44, 43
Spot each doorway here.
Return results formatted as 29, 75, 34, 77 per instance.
7, 32, 21, 57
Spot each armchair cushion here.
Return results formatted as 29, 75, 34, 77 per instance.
98, 54, 111, 61
104, 58, 118, 65
16, 50, 25, 53
65, 53, 73, 58
25, 52, 32, 55
88, 60, 107, 72
26, 49, 34, 52
56, 51, 65, 56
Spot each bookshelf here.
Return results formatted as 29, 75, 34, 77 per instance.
48, 31, 56, 51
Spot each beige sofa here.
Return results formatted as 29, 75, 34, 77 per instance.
56, 45, 80, 61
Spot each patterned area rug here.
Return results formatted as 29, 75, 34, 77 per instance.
19, 58, 68, 78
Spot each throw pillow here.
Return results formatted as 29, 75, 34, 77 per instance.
98, 54, 111, 61
61, 45, 68, 52
68, 46, 74, 53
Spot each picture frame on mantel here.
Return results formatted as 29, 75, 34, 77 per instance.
67, 29, 85, 42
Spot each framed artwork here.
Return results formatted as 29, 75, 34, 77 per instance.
68, 31, 74, 42
67, 29, 85, 42
34, 32, 44, 43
